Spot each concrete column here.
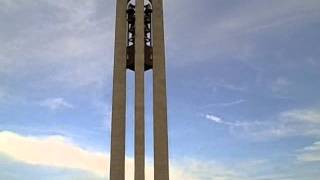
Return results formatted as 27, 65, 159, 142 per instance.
152, 0, 170, 180
135, 0, 145, 179
110, 0, 127, 180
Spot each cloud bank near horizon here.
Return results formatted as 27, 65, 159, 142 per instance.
1, 130, 319, 180
0, 131, 242, 180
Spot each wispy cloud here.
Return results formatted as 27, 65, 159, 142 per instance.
251, 108, 320, 139
166, 0, 320, 63
209, 80, 248, 92
170, 159, 242, 180
265, 108, 320, 138
281, 108, 320, 124
39, 98, 73, 111
0, 0, 114, 88
205, 107, 320, 140
206, 114, 223, 123
202, 99, 246, 109
205, 114, 258, 128
271, 77, 292, 96
297, 141, 320, 162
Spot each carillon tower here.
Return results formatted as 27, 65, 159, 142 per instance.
109, 0, 169, 179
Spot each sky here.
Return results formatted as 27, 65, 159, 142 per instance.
0, 0, 320, 179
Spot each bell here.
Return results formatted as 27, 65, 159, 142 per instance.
145, 4, 152, 14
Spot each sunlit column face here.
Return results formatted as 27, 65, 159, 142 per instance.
111, 0, 169, 180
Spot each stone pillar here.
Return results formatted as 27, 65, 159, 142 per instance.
110, 0, 127, 180
152, 0, 170, 180
135, 0, 145, 180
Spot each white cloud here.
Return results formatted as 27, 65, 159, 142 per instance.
205, 114, 260, 128
0, 131, 249, 180
297, 141, 320, 162
2, 131, 320, 180
205, 107, 320, 140
281, 108, 320, 124
271, 77, 291, 94
206, 114, 223, 123
215, 82, 247, 92
202, 99, 246, 109
0, 131, 107, 177
39, 98, 73, 110
267, 108, 320, 137
249, 108, 320, 139
261, 108, 320, 138
218, 99, 246, 106
166, 0, 320, 64
0, 0, 114, 88
170, 159, 242, 180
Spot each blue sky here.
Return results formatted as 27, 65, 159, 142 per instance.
1, 0, 320, 179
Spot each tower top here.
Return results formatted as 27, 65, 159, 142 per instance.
126, 0, 153, 71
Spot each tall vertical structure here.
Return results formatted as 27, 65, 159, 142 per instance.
109, 0, 169, 180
